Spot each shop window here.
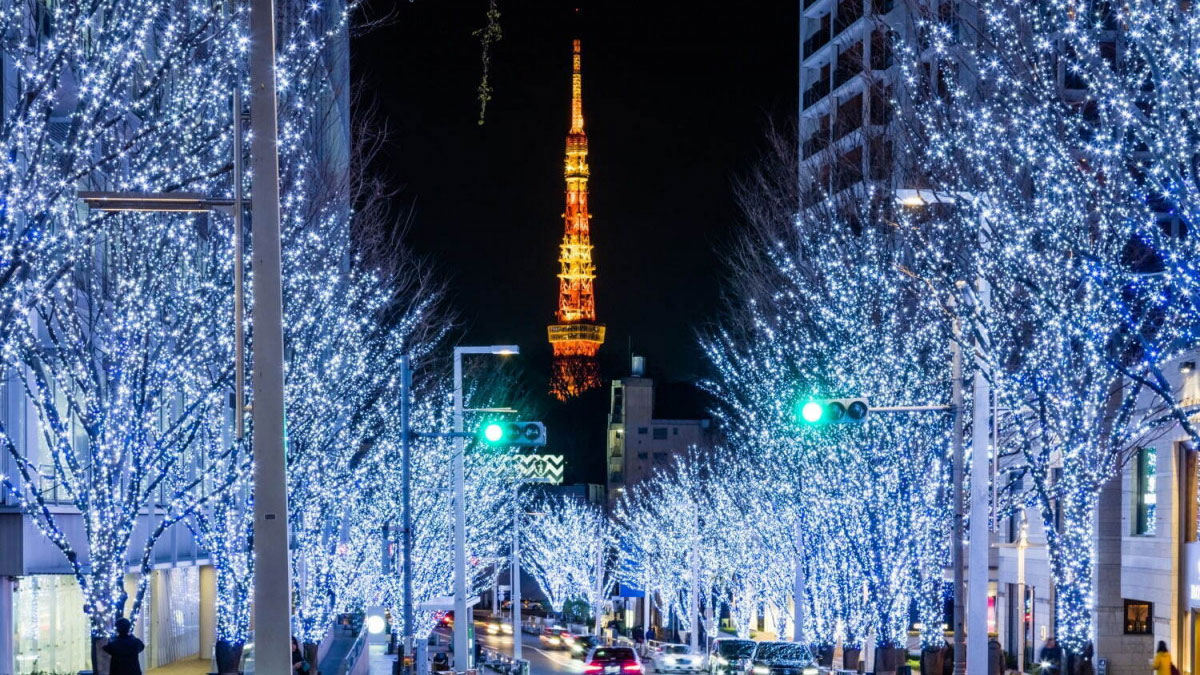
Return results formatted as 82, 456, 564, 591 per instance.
1136, 447, 1157, 535
1124, 599, 1152, 634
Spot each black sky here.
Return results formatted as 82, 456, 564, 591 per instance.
352, 1, 798, 482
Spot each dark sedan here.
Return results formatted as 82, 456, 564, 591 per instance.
744, 642, 817, 675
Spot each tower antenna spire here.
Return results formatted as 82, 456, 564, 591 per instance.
571, 39, 584, 134
549, 38, 605, 400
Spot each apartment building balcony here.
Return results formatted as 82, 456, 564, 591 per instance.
803, 77, 832, 110
803, 22, 833, 59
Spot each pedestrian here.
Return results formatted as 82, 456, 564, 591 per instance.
940, 643, 953, 675
1077, 642, 1095, 675
292, 636, 310, 673
103, 618, 145, 675
1153, 640, 1174, 675
1040, 637, 1063, 675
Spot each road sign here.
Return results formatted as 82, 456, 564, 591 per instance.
517, 454, 564, 484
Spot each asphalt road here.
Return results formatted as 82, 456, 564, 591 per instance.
475, 620, 585, 675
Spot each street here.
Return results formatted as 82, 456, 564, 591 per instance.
473, 619, 586, 675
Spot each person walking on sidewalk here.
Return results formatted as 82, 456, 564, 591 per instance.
1153, 641, 1175, 675
103, 618, 145, 675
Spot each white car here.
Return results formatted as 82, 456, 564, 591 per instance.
654, 644, 704, 673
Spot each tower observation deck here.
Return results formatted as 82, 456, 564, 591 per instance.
548, 39, 605, 400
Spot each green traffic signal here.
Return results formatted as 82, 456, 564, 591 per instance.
477, 421, 548, 447
800, 400, 823, 423
483, 422, 505, 443
795, 397, 870, 425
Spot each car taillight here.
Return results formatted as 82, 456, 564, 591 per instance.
623, 664, 643, 673
584, 665, 603, 672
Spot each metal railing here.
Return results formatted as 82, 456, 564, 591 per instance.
339, 626, 369, 675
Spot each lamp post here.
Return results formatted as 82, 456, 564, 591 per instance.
511, 476, 551, 661
895, 188, 992, 675
454, 345, 519, 670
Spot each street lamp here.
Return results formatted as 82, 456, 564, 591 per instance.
454, 345, 519, 671
896, 188, 992, 675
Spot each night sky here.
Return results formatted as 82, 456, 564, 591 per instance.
352, 1, 798, 482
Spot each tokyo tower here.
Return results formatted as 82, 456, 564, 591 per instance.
548, 39, 605, 400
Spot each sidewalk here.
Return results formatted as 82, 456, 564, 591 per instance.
147, 658, 210, 675
367, 632, 395, 675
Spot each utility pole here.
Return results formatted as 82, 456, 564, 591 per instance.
950, 319, 966, 675
792, 520, 805, 644
248, 0, 292, 671
967, 277, 993, 675
400, 355, 415, 673
512, 486, 523, 661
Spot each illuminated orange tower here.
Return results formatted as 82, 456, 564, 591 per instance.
548, 38, 605, 400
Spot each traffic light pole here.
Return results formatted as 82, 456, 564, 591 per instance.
453, 349, 469, 672
400, 355, 415, 674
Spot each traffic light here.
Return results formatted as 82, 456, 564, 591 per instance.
479, 421, 547, 447
794, 398, 869, 425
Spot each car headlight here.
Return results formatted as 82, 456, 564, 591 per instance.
802, 668, 818, 675
753, 667, 770, 675
714, 657, 728, 666
666, 658, 677, 665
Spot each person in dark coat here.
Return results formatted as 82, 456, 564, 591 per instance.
1039, 637, 1063, 675
103, 618, 145, 675
292, 636, 308, 673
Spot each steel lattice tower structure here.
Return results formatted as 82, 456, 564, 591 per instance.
548, 38, 605, 400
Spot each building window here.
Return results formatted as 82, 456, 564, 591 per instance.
673, 427, 678, 435
637, 452, 648, 460
653, 452, 668, 462
637, 427, 648, 435
1136, 447, 1157, 535
652, 427, 668, 440
1124, 600, 1152, 634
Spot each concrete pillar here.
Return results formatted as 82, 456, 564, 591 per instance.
1093, 464, 1124, 663
0, 576, 14, 675
199, 565, 216, 663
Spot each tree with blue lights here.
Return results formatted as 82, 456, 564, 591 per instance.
702, 134, 952, 665
896, 0, 1200, 656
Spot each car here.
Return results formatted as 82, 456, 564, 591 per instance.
707, 638, 756, 675
653, 644, 703, 673
540, 625, 571, 648
744, 642, 817, 675
485, 618, 514, 635
584, 646, 644, 675
569, 635, 601, 660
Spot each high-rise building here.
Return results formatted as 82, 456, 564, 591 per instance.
548, 39, 605, 401
798, 0, 900, 209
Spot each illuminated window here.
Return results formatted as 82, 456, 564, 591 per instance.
1136, 447, 1157, 535
1124, 600, 1152, 634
